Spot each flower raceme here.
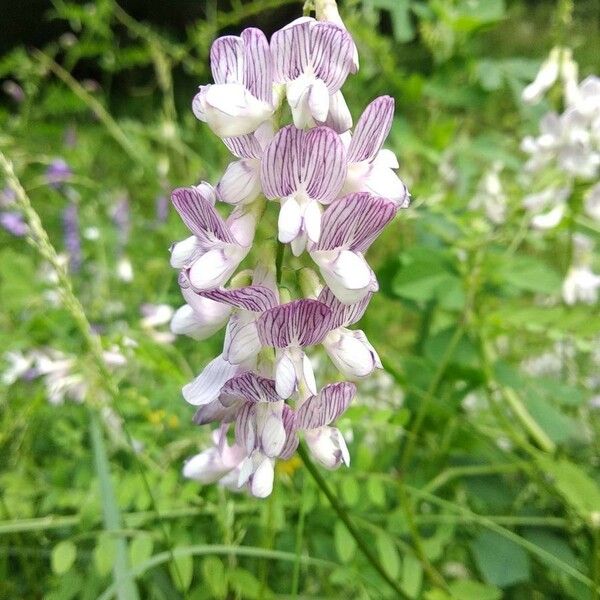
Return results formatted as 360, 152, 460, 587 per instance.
172, 11, 409, 497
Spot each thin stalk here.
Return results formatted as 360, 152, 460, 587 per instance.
0, 154, 185, 593
296, 443, 410, 598
291, 475, 309, 597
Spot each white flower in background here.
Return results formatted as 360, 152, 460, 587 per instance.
2, 351, 35, 385
140, 304, 176, 344
584, 181, 600, 221
522, 47, 579, 106
562, 234, 600, 305
469, 162, 507, 224
117, 256, 134, 282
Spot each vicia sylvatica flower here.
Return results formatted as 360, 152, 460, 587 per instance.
171, 5, 410, 497
192, 29, 274, 137
271, 17, 355, 130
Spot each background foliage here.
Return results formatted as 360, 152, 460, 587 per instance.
1, 0, 600, 598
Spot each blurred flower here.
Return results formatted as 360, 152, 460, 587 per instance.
469, 162, 507, 224
522, 47, 578, 106
2, 351, 35, 385
0, 211, 28, 236
83, 226, 100, 241
140, 303, 175, 344
64, 125, 78, 149
2, 80, 24, 103
563, 266, 600, 305
111, 194, 131, 249
155, 195, 169, 223
117, 257, 134, 282
584, 181, 600, 221
46, 159, 72, 189
62, 200, 82, 272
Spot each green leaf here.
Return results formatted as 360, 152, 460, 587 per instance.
448, 579, 502, 600
496, 255, 561, 294
334, 521, 356, 564
536, 457, 600, 521
340, 477, 360, 507
129, 535, 154, 568
94, 533, 116, 577
51, 540, 77, 575
401, 553, 423, 598
470, 530, 530, 587
392, 247, 462, 307
201, 556, 225, 598
367, 478, 386, 507
375, 531, 401, 579
228, 567, 261, 599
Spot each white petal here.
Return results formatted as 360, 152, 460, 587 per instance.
324, 90, 352, 133
304, 200, 322, 244
217, 159, 261, 205
275, 351, 296, 399
323, 328, 381, 378
302, 352, 317, 395
171, 301, 229, 341
188, 248, 237, 290
170, 235, 201, 269
260, 410, 286, 458
363, 165, 407, 206
278, 197, 302, 243
251, 457, 274, 498
374, 149, 399, 169
305, 427, 350, 469
223, 313, 261, 365
531, 203, 566, 230
202, 83, 273, 137
308, 78, 330, 123
312, 249, 373, 304
182, 449, 231, 484
182, 354, 237, 406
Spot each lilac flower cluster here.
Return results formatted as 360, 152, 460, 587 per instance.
171, 14, 409, 497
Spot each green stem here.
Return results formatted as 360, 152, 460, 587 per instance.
291, 475, 309, 597
296, 443, 410, 598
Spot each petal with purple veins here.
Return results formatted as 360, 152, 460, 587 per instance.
296, 382, 356, 430
347, 96, 395, 164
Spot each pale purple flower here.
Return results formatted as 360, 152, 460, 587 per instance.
318, 287, 382, 378
170, 184, 258, 290
46, 159, 72, 189
286, 382, 356, 469
271, 17, 355, 130
256, 299, 334, 398
192, 28, 274, 137
261, 125, 346, 254
308, 192, 398, 304
183, 425, 246, 489
111, 194, 131, 249
155, 195, 169, 223
0, 212, 28, 236
2, 80, 24, 103
342, 96, 408, 206
175, 13, 409, 498
62, 201, 82, 272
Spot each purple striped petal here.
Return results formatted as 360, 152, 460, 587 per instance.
310, 22, 354, 92
220, 372, 280, 405
315, 193, 397, 252
347, 96, 395, 164
192, 398, 239, 425
272, 20, 353, 92
222, 134, 263, 159
296, 382, 356, 430
171, 187, 235, 244
211, 36, 244, 84
235, 402, 256, 452
278, 405, 299, 459
318, 286, 372, 328
240, 28, 273, 105
197, 285, 278, 312
182, 354, 240, 406
261, 125, 346, 203
256, 299, 334, 347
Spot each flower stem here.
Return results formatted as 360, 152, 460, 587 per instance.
296, 443, 410, 598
